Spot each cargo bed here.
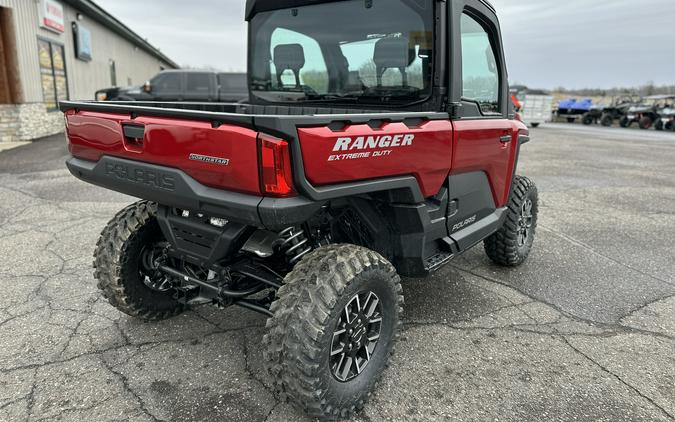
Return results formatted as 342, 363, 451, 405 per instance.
60, 100, 452, 228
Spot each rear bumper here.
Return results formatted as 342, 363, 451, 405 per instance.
66, 156, 323, 229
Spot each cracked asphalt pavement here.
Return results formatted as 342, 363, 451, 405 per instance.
1, 124, 674, 421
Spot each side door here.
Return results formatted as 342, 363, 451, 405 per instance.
448, 2, 519, 214
151, 72, 184, 101
184, 72, 216, 102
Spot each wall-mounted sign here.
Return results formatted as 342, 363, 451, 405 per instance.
39, 0, 65, 33
72, 22, 92, 61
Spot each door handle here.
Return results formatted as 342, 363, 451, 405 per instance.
499, 135, 512, 143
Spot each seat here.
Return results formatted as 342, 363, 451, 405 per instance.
273, 44, 305, 88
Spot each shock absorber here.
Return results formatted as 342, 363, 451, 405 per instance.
276, 227, 312, 265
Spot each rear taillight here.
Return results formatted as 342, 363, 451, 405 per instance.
258, 134, 294, 197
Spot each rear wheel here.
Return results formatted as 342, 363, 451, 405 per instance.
639, 116, 653, 130
655, 120, 664, 131
600, 114, 614, 127
566, 117, 576, 123
530, 123, 540, 128
263, 244, 403, 421
484, 176, 538, 267
94, 201, 185, 320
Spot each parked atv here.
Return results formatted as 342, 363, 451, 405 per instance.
659, 106, 675, 131
653, 96, 675, 131
600, 96, 640, 127
623, 95, 675, 130
59, 1, 537, 420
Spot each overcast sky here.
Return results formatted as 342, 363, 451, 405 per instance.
96, 0, 675, 90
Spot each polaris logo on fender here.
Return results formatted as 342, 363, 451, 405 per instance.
332, 134, 415, 152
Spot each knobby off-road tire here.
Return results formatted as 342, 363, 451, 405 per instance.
484, 176, 539, 266
263, 244, 403, 421
600, 114, 614, 127
94, 201, 186, 320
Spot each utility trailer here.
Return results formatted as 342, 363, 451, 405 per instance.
519, 93, 553, 128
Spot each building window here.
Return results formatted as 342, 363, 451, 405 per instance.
38, 38, 68, 111
109, 59, 117, 86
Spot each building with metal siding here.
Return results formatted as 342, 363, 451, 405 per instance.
0, 0, 177, 142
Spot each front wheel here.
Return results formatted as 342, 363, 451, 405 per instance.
263, 245, 403, 421
484, 176, 539, 267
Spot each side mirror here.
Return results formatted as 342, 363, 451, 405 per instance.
143, 81, 152, 93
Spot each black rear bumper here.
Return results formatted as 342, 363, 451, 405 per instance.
66, 156, 323, 229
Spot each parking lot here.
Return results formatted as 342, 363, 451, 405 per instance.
0, 124, 674, 422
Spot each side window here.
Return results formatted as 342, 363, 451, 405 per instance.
269, 28, 328, 94
153, 73, 181, 93
460, 13, 500, 115
186, 73, 211, 93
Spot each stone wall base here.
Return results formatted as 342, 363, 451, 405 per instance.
0, 103, 65, 142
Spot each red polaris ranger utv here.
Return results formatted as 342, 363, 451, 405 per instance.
60, 0, 537, 420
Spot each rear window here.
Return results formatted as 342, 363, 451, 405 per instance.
249, 0, 434, 106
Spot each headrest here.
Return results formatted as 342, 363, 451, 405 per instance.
373, 37, 412, 69
273, 44, 305, 72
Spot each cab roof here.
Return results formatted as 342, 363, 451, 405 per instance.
246, 0, 496, 20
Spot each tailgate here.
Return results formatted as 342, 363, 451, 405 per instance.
64, 110, 262, 196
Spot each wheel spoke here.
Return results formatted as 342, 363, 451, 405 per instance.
340, 356, 353, 380
355, 357, 364, 374
364, 292, 379, 317
343, 305, 352, 324
331, 345, 345, 356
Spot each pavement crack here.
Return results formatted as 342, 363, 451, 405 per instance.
240, 331, 279, 410
100, 356, 165, 422
560, 336, 675, 421
540, 225, 675, 288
